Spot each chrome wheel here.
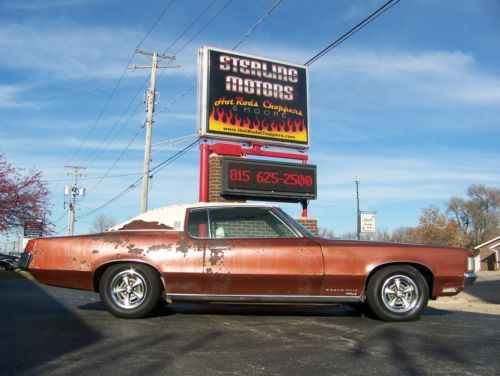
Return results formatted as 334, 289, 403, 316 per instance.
110, 269, 148, 310
380, 274, 419, 313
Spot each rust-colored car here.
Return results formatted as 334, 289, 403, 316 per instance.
20, 203, 476, 321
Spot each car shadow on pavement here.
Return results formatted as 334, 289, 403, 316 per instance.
79, 301, 460, 319
422, 306, 453, 316
155, 302, 363, 318
0, 280, 102, 375
79, 300, 362, 318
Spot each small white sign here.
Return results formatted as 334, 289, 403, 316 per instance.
360, 212, 376, 233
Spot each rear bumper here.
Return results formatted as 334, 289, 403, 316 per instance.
464, 272, 477, 286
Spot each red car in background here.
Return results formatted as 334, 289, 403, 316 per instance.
21, 203, 476, 321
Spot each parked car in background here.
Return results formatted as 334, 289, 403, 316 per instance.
21, 203, 476, 321
0, 259, 16, 271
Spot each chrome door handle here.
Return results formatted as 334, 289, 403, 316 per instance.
209, 245, 229, 251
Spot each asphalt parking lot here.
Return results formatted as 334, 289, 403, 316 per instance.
1, 272, 499, 376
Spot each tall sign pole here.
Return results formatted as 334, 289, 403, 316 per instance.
130, 50, 179, 213
355, 176, 360, 240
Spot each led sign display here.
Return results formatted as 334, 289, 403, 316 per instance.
221, 157, 317, 202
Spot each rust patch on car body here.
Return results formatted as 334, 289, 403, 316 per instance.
148, 244, 173, 252
175, 234, 190, 257
126, 243, 144, 255
209, 249, 224, 266
117, 220, 173, 231
174, 233, 204, 257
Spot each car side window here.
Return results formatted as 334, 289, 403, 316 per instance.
208, 207, 298, 239
187, 209, 209, 238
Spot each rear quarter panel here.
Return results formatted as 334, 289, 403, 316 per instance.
26, 231, 205, 293
318, 240, 470, 298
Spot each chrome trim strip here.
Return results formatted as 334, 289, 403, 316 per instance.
167, 293, 361, 303
464, 272, 477, 286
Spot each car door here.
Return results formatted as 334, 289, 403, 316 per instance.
200, 207, 324, 296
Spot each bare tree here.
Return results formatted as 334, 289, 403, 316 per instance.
339, 231, 357, 240
373, 228, 392, 242
90, 214, 116, 233
391, 227, 414, 243
318, 227, 336, 239
448, 184, 500, 248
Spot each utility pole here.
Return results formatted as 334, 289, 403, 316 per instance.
64, 166, 86, 236
355, 176, 361, 240
129, 49, 180, 213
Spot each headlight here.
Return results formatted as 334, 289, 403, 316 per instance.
467, 256, 475, 272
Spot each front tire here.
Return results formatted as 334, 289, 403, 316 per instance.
99, 263, 162, 319
366, 265, 429, 322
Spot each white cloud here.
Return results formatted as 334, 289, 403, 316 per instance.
310, 48, 500, 107
0, 21, 200, 81
0, 84, 40, 108
312, 150, 500, 203
1, 0, 94, 11
0, 23, 161, 80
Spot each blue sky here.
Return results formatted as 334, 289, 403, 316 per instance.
0, 0, 499, 239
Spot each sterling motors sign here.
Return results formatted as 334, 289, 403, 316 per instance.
198, 46, 309, 149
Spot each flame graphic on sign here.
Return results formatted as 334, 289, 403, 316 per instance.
209, 107, 308, 143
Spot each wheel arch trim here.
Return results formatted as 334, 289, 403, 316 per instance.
92, 260, 166, 293
364, 261, 435, 299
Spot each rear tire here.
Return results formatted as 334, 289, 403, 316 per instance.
366, 265, 428, 322
99, 263, 162, 319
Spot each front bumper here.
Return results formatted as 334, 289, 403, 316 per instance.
464, 272, 477, 286
19, 252, 32, 271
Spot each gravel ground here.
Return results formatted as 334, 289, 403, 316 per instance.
428, 271, 500, 315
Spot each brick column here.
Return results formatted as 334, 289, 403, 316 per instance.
208, 153, 245, 203
295, 217, 319, 236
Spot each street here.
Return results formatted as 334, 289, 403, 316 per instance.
1, 274, 499, 376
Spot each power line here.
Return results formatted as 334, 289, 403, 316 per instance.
87, 123, 145, 194
82, 82, 146, 168
82, 1, 230, 199
151, 139, 200, 175
156, 0, 279, 116
172, 0, 234, 56
75, 0, 281, 217
78, 0, 402, 222
232, 0, 283, 50
53, 209, 69, 225
136, 0, 176, 49
76, 139, 200, 220
162, 0, 218, 54
304, 0, 401, 66
44, 172, 142, 184
42, 134, 196, 183
70, 1, 231, 208
66, 0, 176, 165
156, 82, 197, 115
155, 0, 234, 86
151, 134, 197, 155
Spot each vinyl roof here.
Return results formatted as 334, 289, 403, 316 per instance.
110, 202, 276, 231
